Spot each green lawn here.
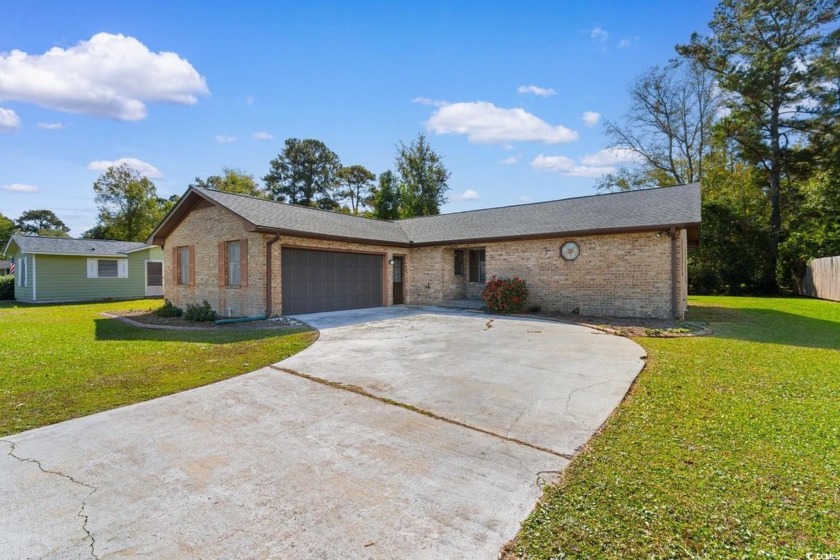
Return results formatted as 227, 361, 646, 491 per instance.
509, 296, 839, 559
0, 299, 317, 436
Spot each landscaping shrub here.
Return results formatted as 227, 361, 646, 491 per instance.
154, 299, 183, 318
481, 275, 528, 314
183, 300, 217, 322
0, 276, 14, 300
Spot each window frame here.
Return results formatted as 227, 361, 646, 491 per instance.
468, 249, 486, 283
454, 249, 465, 276
177, 246, 191, 286
86, 257, 128, 279
227, 240, 241, 287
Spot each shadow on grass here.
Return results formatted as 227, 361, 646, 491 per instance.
689, 305, 840, 350
94, 317, 306, 344
0, 297, 163, 310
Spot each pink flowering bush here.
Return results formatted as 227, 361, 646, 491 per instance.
481, 275, 529, 314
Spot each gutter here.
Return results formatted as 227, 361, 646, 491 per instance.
265, 232, 281, 317
670, 226, 678, 319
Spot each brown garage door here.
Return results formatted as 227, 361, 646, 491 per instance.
281, 248, 383, 315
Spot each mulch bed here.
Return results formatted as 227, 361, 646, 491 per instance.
538, 311, 711, 338
104, 310, 307, 331
106, 307, 709, 337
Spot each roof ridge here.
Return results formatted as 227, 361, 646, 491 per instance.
12, 234, 146, 244
198, 187, 401, 225
396, 182, 698, 222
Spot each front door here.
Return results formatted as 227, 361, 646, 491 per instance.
392, 256, 404, 304
145, 260, 164, 296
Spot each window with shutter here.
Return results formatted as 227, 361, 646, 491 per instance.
178, 246, 191, 285
227, 241, 241, 287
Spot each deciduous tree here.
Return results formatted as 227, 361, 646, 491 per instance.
599, 61, 720, 191
369, 170, 401, 220
0, 213, 16, 254
92, 164, 165, 242
395, 133, 450, 217
190, 168, 268, 198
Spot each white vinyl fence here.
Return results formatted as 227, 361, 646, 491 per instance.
802, 256, 840, 302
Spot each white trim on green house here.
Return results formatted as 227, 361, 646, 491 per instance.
32, 254, 37, 301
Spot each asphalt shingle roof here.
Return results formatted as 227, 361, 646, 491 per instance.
197, 188, 411, 244
155, 183, 701, 246
8, 235, 151, 256
398, 183, 702, 244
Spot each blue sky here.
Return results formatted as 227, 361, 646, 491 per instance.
0, 1, 718, 236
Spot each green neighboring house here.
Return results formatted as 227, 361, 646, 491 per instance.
3, 235, 164, 303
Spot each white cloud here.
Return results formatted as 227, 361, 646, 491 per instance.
87, 157, 163, 178
590, 26, 609, 42
618, 36, 640, 49
37, 121, 64, 130
579, 147, 642, 166
582, 111, 601, 127
214, 134, 236, 143
412, 96, 447, 107
0, 107, 20, 131
499, 155, 520, 165
454, 189, 480, 201
517, 85, 557, 97
2, 183, 40, 193
252, 131, 273, 140
518, 195, 532, 203
427, 101, 578, 144
531, 154, 577, 172
531, 147, 642, 177
0, 32, 209, 121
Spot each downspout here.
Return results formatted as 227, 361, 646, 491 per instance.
670, 226, 677, 319
265, 232, 281, 317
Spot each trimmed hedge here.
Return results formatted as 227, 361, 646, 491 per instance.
0, 276, 14, 300
184, 300, 217, 322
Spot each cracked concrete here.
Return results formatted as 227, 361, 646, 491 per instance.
0, 306, 644, 559
1, 440, 98, 559
285, 306, 647, 456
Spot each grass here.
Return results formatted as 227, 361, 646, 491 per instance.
509, 296, 839, 559
0, 299, 317, 437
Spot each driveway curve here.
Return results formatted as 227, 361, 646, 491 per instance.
0, 306, 645, 559
284, 306, 647, 457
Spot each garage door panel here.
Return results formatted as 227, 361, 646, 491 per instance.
282, 248, 383, 315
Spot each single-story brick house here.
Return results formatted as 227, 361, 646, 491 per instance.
148, 183, 700, 319
3, 235, 164, 303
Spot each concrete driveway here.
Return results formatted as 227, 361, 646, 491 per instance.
284, 307, 647, 457
0, 307, 645, 559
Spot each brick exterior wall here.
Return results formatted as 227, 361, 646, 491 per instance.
484, 230, 688, 318
163, 202, 688, 319
164, 204, 271, 317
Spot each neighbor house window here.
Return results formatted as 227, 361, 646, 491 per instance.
468, 249, 486, 283
177, 246, 191, 286
454, 249, 465, 276
18, 257, 27, 287
87, 258, 128, 279
227, 241, 241, 287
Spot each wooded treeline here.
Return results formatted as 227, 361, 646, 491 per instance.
601, 0, 839, 294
